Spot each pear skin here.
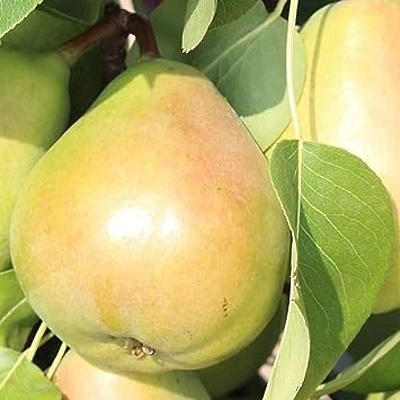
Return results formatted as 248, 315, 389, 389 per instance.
11, 58, 290, 374
278, 0, 400, 313
0, 47, 70, 271
53, 350, 211, 400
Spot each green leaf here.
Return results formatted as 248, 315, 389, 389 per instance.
367, 391, 400, 400
1, 8, 86, 52
0, 0, 42, 39
0, 270, 38, 351
316, 330, 400, 397
264, 301, 309, 399
343, 310, 400, 393
188, 2, 307, 151
0, 347, 61, 399
182, 0, 217, 52
210, 0, 258, 28
267, 140, 395, 400
38, 0, 101, 25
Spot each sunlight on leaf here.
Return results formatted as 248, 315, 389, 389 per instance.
182, 0, 217, 52
0, 0, 41, 39
366, 391, 400, 400
0, 347, 61, 400
211, 0, 258, 28
0, 270, 38, 351
344, 310, 400, 394
263, 300, 310, 400
316, 330, 400, 397
269, 140, 395, 400
188, 2, 306, 150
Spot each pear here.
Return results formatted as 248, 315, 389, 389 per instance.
11, 58, 290, 374
277, 0, 400, 313
53, 350, 211, 400
0, 47, 70, 271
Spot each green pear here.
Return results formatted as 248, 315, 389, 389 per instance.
53, 350, 211, 400
197, 297, 286, 398
2, 8, 103, 122
11, 58, 290, 375
0, 47, 70, 271
277, 0, 400, 313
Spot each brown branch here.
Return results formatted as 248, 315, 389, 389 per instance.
58, 7, 130, 66
101, 2, 130, 87
127, 13, 160, 59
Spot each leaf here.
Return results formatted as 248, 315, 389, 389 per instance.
38, 0, 101, 25
268, 140, 395, 399
182, 0, 217, 52
0, 270, 38, 351
0, 0, 42, 39
366, 391, 400, 400
342, 310, 400, 393
1, 8, 87, 52
0, 347, 61, 400
264, 301, 309, 399
188, 2, 307, 151
315, 330, 400, 397
210, 0, 258, 28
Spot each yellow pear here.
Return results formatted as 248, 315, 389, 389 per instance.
53, 350, 211, 400
11, 58, 290, 375
278, 0, 400, 313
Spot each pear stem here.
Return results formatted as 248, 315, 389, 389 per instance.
128, 13, 160, 59
58, 9, 130, 67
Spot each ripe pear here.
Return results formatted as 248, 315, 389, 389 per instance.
11, 58, 290, 375
279, 0, 400, 313
53, 350, 211, 400
0, 47, 70, 271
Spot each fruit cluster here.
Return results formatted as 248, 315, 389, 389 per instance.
1, 0, 400, 399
